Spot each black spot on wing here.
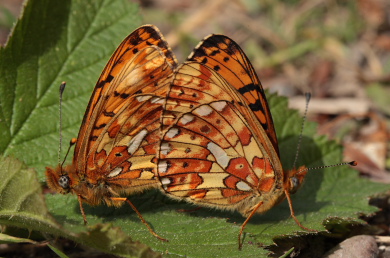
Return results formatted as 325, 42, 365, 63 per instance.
237, 83, 262, 94
146, 26, 161, 41
248, 99, 265, 113
130, 33, 142, 45
104, 111, 115, 117
113, 91, 129, 99
95, 123, 107, 129
189, 47, 207, 59
210, 49, 220, 56
156, 40, 166, 49
199, 38, 218, 49
97, 81, 105, 88
97, 74, 114, 88
120, 93, 130, 99
90, 135, 98, 141
164, 51, 176, 63
106, 74, 114, 82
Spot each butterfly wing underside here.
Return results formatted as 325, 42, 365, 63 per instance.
158, 62, 285, 215
73, 25, 177, 191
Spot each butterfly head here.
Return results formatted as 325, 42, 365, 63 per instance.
58, 174, 71, 190
285, 165, 308, 195
45, 165, 77, 195
46, 165, 117, 207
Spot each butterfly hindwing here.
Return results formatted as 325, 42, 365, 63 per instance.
159, 62, 285, 215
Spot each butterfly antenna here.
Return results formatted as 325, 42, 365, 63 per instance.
297, 161, 357, 175
61, 138, 77, 168
58, 82, 66, 167
292, 92, 311, 169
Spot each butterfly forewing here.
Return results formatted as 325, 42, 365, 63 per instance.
188, 35, 279, 155
46, 24, 177, 205
76, 26, 177, 178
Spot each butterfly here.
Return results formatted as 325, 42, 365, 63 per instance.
45, 25, 177, 241
158, 34, 317, 249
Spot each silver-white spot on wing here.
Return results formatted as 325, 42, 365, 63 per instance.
160, 142, 172, 155
136, 95, 152, 102
161, 177, 172, 190
207, 142, 230, 169
166, 127, 180, 139
158, 160, 169, 173
236, 181, 252, 191
150, 96, 165, 104
210, 101, 227, 112
127, 129, 148, 155
108, 167, 123, 178
194, 105, 213, 117
179, 114, 195, 125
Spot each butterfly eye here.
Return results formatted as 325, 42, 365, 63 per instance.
58, 175, 70, 190
289, 176, 300, 194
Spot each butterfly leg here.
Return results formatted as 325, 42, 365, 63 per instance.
77, 195, 88, 225
285, 190, 317, 232
238, 201, 264, 250
110, 197, 168, 242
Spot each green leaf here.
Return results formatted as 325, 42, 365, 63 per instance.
0, 0, 142, 181
0, 0, 388, 257
0, 232, 37, 244
47, 244, 70, 258
0, 156, 60, 234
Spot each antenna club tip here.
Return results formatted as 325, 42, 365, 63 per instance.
349, 161, 357, 166
59, 82, 66, 93
70, 138, 77, 145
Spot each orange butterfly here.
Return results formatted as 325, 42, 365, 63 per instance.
46, 25, 177, 241
157, 35, 354, 249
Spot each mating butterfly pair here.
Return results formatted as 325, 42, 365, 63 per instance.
45, 25, 330, 248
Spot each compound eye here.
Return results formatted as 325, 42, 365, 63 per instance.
58, 175, 70, 189
289, 177, 300, 194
